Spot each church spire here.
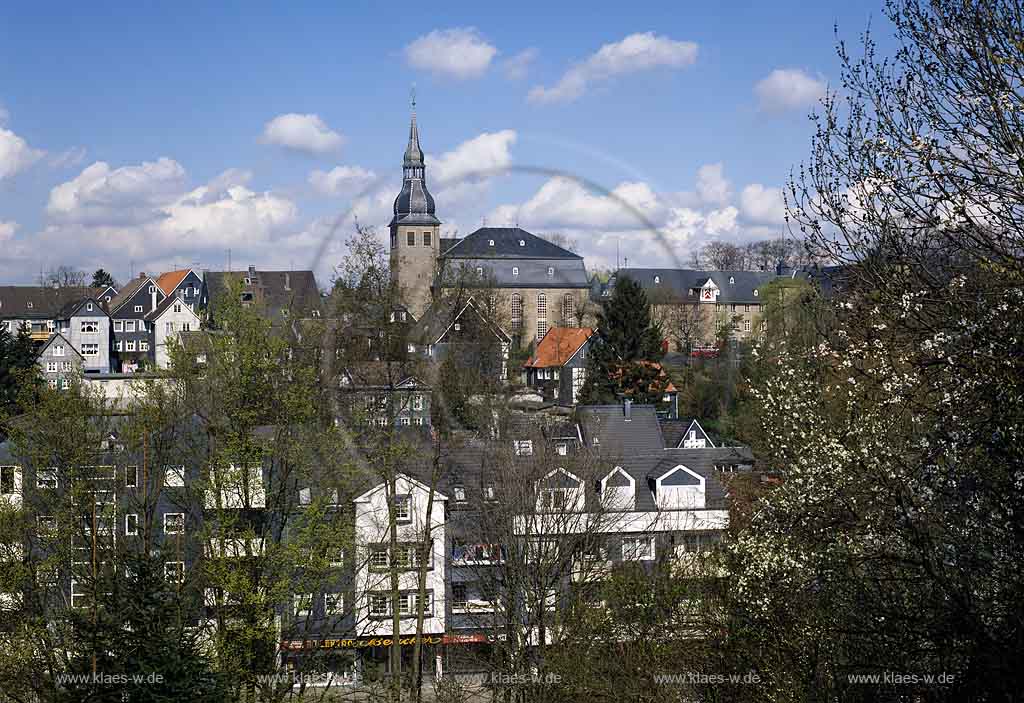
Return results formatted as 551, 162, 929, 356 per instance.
391, 90, 438, 226
403, 87, 424, 167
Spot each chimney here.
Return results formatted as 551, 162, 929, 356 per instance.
151, 286, 157, 312
623, 398, 632, 421
284, 272, 291, 291
139, 272, 146, 279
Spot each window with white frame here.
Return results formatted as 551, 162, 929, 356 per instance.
37, 515, 56, 533
561, 294, 575, 322
125, 513, 139, 535
622, 535, 655, 561
125, 320, 136, 332
512, 266, 519, 276
511, 293, 523, 330
298, 487, 311, 505
164, 561, 185, 584
293, 593, 312, 618
115, 340, 123, 352
140, 341, 149, 351
81, 343, 99, 356
453, 486, 466, 502
61, 361, 72, 372
164, 465, 185, 487
369, 546, 389, 569
48, 379, 58, 389
46, 361, 57, 372
134, 305, 143, 313
164, 513, 185, 534
80, 320, 98, 333
53, 344, 64, 356
547, 266, 554, 276
173, 303, 181, 313
743, 319, 751, 332
60, 378, 70, 390
36, 467, 57, 489
412, 394, 424, 411
513, 439, 533, 456
394, 495, 411, 521
325, 592, 343, 615
412, 417, 423, 426
369, 594, 389, 616
125, 341, 136, 352
452, 583, 468, 610
539, 487, 567, 511
483, 484, 496, 501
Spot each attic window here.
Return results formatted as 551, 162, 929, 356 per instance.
476, 267, 483, 277
488, 239, 495, 246
547, 267, 554, 276
512, 267, 519, 276
729, 276, 735, 285
753, 289, 759, 297
244, 277, 251, 285
654, 276, 660, 284
87, 302, 94, 311
519, 240, 525, 246
27, 302, 33, 309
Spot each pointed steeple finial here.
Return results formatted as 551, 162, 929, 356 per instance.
403, 86, 424, 167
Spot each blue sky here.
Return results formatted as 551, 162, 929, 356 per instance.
0, 1, 890, 285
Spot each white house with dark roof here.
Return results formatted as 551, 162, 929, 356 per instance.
147, 292, 202, 369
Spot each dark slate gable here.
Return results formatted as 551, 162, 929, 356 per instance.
442, 227, 582, 260
605, 451, 730, 511
0, 286, 96, 320
578, 404, 665, 457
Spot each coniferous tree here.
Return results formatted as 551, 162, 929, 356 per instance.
90, 269, 116, 289
578, 275, 664, 404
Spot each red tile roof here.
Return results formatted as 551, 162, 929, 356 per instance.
524, 327, 593, 368
156, 269, 192, 296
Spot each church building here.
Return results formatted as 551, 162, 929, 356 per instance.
389, 103, 591, 348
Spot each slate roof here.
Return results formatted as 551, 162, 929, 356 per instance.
38, 332, 83, 360
442, 227, 582, 260
156, 269, 193, 296
109, 276, 158, 314
577, 404, 665, 458
610, 451, 730, 511
204, 269, 323, 324
441, 258, 591, 289
524, 327, 593, 368
612, 269, 778, 304
0, 286, 96, 319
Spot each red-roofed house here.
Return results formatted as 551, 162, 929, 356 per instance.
523, 327, 594, 406
155, 269, 202, 309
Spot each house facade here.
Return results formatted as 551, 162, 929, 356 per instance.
523, 327, 593, 406
148, 292, 201, 369
36, 334, 83, 390
109, 274, 164, 371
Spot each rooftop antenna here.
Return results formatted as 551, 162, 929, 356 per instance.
227, 249, 231, 272
616, 238, 620, 270
410, 84, 416, 113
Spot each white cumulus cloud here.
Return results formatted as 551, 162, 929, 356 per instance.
404, 28, 498, 79
755, 68, 826, 113
740, 183, 786, 224
431, 130, 517, 186
308, 165, 377, 197
260, 113, 345, 155
696, 163, 731, 205
528, 32, 697, 104
47, 158, 187, 224
0, 127, 45, 180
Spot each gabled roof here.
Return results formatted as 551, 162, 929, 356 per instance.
0, 286, 96, 320
415, 296, 512, 346
203, 269, 323, 324
156, 269, 196, 296
352, 472, 448, 504
442, 227, 582, 260
38, 333, 83, 360
109, 275, 160, 314
660, 418, 715, 448
524, 327, 594, 368
145, 293, 201, 322
56, 296, 108, 320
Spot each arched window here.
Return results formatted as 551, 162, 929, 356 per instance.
562, 294, 575, 323
537, 293, 547, 338
511, 294, 523, 330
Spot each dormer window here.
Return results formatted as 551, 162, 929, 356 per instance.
601, 467, 635, 511
654, 465, 706, 510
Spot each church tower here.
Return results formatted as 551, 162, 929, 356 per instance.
389, 95, 440, 318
